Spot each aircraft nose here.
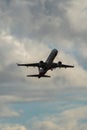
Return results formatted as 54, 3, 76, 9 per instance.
53, 49, 58, 55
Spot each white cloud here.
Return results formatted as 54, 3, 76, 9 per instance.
0, 95, 52, 118
0, 105, 19, 118
0, 124, 26, 130
62, 106, 87, 120
0, 95, 20, 117
52, 50, 87, 87
27, 106, 87, 130
78, 43, 87, 58
66, 0, 87, 31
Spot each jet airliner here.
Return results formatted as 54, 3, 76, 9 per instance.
17, 49, 74, 78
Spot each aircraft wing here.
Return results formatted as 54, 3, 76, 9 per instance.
59, 64, 74, 68
17, 63, 39, 67
50, 63, 74, 69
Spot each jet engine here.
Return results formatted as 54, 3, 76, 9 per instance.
39, 60, 44, 67
58, 61, 62, 66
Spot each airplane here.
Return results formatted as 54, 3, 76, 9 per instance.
17, 49, 74, 78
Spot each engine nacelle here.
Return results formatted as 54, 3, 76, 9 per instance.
39, 60, 44, 67
58, 61, 62, 66
40, 60, 44, 64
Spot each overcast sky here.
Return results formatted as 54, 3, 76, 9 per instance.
0, 0, 87, 130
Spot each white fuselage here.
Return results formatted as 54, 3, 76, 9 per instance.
39, 49, 58, 76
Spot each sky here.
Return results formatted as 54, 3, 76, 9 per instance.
0, 0, 87, 129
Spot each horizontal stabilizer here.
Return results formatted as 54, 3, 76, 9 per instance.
27, 74, 51, 78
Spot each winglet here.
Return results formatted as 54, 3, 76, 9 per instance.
71, 65, 74, 68
17, 63, 20, 66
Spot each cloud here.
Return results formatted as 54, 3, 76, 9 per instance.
0, 0, 74, 42
27, 106, 87, 130
0, 31, 87, 102
0, 105, 19, 118
0, 1, 87, 127
0, 124, 26, 130
0, 95, 20, 118
0, 0, 87, 51
66, 0, 87, 32
1, 99, 87, 130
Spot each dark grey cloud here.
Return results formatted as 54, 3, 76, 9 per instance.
0, 0, 86, 52
0, 0, 71, 40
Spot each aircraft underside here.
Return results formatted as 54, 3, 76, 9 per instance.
17, 49, 74, 78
